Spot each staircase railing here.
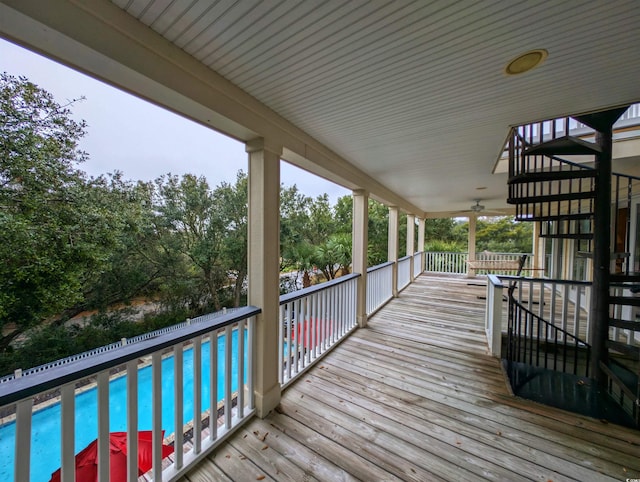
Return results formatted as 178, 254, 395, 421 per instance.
506, 283, 591, 378
508, 129, 596, 230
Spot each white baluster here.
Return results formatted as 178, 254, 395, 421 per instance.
172, 345, 183, 469
151, 351, 162, 481
15, 398, 33, 482
97, 371, 110, 482
209, 330, 218, 441
224, 324, 232, 430
237, 320, 245, 419
193, 335, 202, 454
61, 383, 75, 482
127, 359, 139, 480
247, 316, 255, 411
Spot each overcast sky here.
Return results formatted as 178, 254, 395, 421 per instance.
0, 39, 349, 202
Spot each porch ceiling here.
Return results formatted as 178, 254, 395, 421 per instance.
2, 0, 640, 216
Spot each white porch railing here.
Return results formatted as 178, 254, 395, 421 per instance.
397, 255, 412, 291
0, 307, 259, 482
413, 251, 424, 277
424, 251, 468, 275
366, 261, 394, 316
279, 273, 359, 387
0, 307, 246, 384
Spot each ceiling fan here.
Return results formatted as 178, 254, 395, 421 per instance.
457, 199, 508, 216
469, 199, 485, 213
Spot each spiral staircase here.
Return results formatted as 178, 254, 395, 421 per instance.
505, 106, 640, 427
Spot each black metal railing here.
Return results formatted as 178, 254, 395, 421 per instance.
506, 290, 591, 378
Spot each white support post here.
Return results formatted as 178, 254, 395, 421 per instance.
485, 275, 504, 357
532, 221, 545, 273
388, 206, 399, 297
407, 214, 415, 281
247, 138, 282, 418
417, 217, 425, 273
467, 215, 477, 278
352, 189, 368, 327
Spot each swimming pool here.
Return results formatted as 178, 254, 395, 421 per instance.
0, 329, 247, 481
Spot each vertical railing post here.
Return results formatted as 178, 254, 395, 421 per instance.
352, 189, 368, 327
388, 206, 399, 297
247, 138, 282, 417
485, 275, 504, 357
407, 214, 415, 282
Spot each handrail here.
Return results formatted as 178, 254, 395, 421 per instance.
0, 306, 261, 406
487, 274, 504, 288
0, 306, 246, 384
507, 294, 591, 378
279, 273, 361, 304
398, 254, 412, 262
498, 275, 592, 286
366, 260, 395, 273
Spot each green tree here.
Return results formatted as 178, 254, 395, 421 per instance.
154, 174, 227, 311
280, 184, 312, 272
216, 171, 248, 306
313, 233, 352, 280
476, 216, 532, 253
0, 73, 124, 348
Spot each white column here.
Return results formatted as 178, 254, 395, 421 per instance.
407, 214, 415, 281
532, 221, 545, 273
418, 217, 425, 273
467, 215, 477, 277
247, 138, 282, 418
352, 190, 369, 327
388, 206, 399, 296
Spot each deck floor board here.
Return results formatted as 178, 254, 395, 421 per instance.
184, 275, 640, 481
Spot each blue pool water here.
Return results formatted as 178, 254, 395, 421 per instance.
0, 330, 247, 481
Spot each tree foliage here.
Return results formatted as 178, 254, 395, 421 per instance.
0, 73, 107, 347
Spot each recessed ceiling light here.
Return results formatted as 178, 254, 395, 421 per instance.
505, 49, 548, 75
476, 186, 487, 190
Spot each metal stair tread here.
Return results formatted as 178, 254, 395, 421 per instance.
507, 191, 596, 205
514, 213, 593, 222
610, 295, 640, 307
508, 170, 596, 184
607, 340, 640, 357
609, 318, 640, 331
610, 272, 640, 282
572, 106, 630, 132
539, 233, 593, 240
523, 135, 602, 156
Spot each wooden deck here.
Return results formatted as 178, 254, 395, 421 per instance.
182, 275, 640, 482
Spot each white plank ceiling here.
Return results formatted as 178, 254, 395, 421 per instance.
112, 0, 640, 215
